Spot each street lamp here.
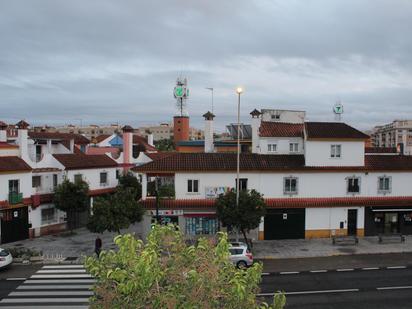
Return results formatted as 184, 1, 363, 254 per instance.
235, 87, 243, 241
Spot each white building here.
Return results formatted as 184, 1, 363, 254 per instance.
371, 120, 412, 155
134, 109, 412, 240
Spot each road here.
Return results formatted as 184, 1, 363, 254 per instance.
260, 267, 412, 309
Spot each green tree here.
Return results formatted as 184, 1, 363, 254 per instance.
53, 179, 90, 232
154, 138, 175, 151
117, 173, 142, 199
87, 188, 144, 234
216, 189, 266, 245
85, 225, 285, 309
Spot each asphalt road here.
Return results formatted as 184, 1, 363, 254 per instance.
260, 268, 412, 309
0, 264, 41, 300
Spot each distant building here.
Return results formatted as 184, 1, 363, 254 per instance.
371, 120, 412, 155
137, 123, 203, 142
41, 124, 122, 140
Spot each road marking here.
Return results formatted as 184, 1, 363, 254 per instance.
279, 271, 300, 275
387, 266, 406, 269
31, 274, 92, 278
258, 288, 359, 296
262, 272, 270, 276
38, 269, 87, 273
9, 291, 93, 296
24, 279, 96, 284
337, 268, 354, 272
42, 265, 85, 269
377, 286, 412, 291
18, 285, 92, 290
310, 270, 327, 273
362, 267, 379, 271
6, 278, 26, 281
0, 298, 90, 303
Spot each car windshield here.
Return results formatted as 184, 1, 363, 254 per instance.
0, 250, 10, 256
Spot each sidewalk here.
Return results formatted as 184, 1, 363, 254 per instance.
253, 235, 412, 259
1, 223, 142, 263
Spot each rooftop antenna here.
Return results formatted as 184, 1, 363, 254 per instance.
333, 100, 344, 122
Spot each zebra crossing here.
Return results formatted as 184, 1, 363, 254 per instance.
0, 264, 94, 308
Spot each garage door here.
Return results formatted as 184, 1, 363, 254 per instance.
1, 206, 29, 244
264, 208, 305, 240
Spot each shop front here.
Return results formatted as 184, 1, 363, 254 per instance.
364, 207, 412, 236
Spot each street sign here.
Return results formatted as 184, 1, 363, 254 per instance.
333, 103, 343, 114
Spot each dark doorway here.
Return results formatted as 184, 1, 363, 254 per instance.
347, 209, 357, 236
1, 207, 29, 244
264, 209, 305, 240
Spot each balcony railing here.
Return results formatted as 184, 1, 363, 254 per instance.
9, 192, 23, 205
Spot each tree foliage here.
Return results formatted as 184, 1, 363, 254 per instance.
53, 178, 90, 232
216, 189, 266, 244
85, 225, 285, 309
87, 188, 144, 234
117, 173, 142, 199
154, 138, 175, 151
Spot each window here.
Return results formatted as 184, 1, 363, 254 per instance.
41, 207, 56, 225
187, 179, 199, 193
116, 170, 120, 179
378, 176, 391, 193
331, 145, 342, 158
236, 178, 248, 191
347, 177, 360, 194
289, 143, 299, 153
74, 174, 83, 183
271, 114, 280, 120
185, 217, 218, 235
100, 172, 108, 185
284, 177, 298, 195
8, 180, 19, 193
267, 144, 277, 152
32, 176, 41, 188
229, 248, 244, 255
53, 174, 58, 188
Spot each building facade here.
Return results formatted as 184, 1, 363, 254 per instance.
371, 120, 412, 155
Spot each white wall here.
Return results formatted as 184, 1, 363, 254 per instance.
0, 173, 32, 201
65, 167, 118, 190
29, 203, 66, 234
305, 141, 364, 166
31, 172, 64, 194
305, 207, 364, 231
259, 137, 304, 154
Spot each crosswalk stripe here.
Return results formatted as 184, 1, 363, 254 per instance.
0, 298, 90, 303
31, 274, 92, 278
9, 291, 93, 296
37, 269, 87, 273
18, 285, 92, 290
42, 265, 85, 269
24, 279, 95, 284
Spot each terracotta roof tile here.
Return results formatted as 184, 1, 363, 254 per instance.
132, 135, 157, 151
259, 122, 304, 137
0, 156, 32, 172
94, 134, 111, 143
29, 132, 90, 145
305, 122, 369, 140
53, 154, 118, 170
145, 152, 173, 161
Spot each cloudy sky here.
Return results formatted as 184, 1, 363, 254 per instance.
1, 0, 412, 131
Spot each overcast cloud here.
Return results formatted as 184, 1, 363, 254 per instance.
1, 0, 412, 131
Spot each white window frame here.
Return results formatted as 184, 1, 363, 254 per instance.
346, 176, 361, 194
187, 179, 199, 194
378, 175, 392, 194
283, 177, 298, 195
41, 206, 57, 226
267, 143, 277, 153
289, 143, 299, 153
331, 144, 342, 158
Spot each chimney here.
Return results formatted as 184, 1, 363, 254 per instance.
122, 125, 134, 164
147, 131, 154, 147
16, 120, 30, 161
203, 111, 215, 153
69, 139, 75, 153
0, 121, 7, 142
250, 109, 262, 154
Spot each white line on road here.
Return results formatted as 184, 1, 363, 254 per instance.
18, 285, 92, 290
279, 271, 300, 275
37, 269, 87, 273
377, 286, 412, 291
6, 278, 26, 281
261, 273, 270, 276
310, 270, 327, 273
337, 268, 354, 272
9, 291, 93, 296
258, 288, 359, 296
362, 267, 380, 271
24, 279, 96, 284
42, 265, 85, 269
387, 266, 407, 269
31, 274, 92, 279
0, 298, 90, 303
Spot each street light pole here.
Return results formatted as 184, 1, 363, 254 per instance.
235, 87, 243, 241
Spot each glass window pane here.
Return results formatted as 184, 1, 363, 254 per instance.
194, 180, 199, 192
187, 180, 192, 192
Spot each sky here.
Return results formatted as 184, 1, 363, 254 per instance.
1, 0, 412, 132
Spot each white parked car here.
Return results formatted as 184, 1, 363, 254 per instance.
229, 245, 253, 269
0, 248, 13, 269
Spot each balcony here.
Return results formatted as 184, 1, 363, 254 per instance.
9, 192, 23, 205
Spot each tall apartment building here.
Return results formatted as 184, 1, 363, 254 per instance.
371, 120, 412, 155
138, 123, 203, 142
36, 124, 123, 140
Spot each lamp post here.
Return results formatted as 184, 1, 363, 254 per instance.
235, 87, 243, 241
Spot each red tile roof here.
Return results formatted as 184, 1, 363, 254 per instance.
0, 142, 18, 149
32, 167, 61, 173
87, 146, 121, 156
29, 132, 90, 145
53, 154, 118, 170
133, 153, 412, 173
132, 135, 157, 151
145, 152, 174, 161
94, 134, 111, 143
141, 196, 412, 209
305, 122, 369, 140
259, 122, 304, 137
0, 156, 32, 173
